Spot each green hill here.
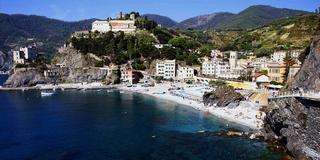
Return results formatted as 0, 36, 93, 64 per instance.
0, 13, 95, 54
215, 5, 310, 30
175, 5, 310, 30
211, 14, 320, 53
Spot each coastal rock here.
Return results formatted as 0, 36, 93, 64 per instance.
0, 51, 13, 71
203, 85, 244, 107
105, 68, 121, 85
64, 67, 108, 83
52, 47, 107, 83
290, 36, 320, 91
264, 36, 320, 159
264, 98, 320, 159
4, 68, 46, 87
52, 47, 97, 69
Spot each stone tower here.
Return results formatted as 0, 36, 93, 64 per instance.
130, 13, 136, 20
229, 51, 237, 69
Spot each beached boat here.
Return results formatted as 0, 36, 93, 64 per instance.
41, 92, 55, 97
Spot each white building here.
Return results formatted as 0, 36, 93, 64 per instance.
156, 60, 176, 79
13, 51, 25, 64
154, 44, 172, 49
13, 46, 37, 64
92, 13, 137, 33
251, 57, 269, 70
177, 65, 194, 80
201, 57, 216, 76
229, 51, 237, 69
211, 50, 223, 58
202, 52, 241, 79
271, 51, 287, 62
92, 20, 136, 33
290, 50, 302, 59
120, 65, 133, 84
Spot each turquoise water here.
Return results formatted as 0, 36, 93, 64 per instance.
0, 90, 282, 160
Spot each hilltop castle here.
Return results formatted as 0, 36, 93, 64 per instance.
92, 12, 137, 33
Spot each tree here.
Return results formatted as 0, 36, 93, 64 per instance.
168, 37, 200, 51
152, 27, 173, 44
159, 46, 178, 60
135, 18, 157, 30
132, 59, 146, 70
255, 47, 273, 58
199, 44, 214, 57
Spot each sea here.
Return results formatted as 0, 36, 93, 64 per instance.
0, 89, 283, 160
0, 74, 8, 86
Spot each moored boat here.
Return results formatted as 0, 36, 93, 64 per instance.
41, 91, 55, 97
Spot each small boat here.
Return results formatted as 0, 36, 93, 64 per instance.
41, 91, 55, 97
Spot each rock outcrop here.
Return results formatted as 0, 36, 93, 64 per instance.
64, 68, 108, 83
0, 51, 13, 71
52, 47, 108, 83
264, 36, 320, 159
4, 68, 46, 87
265, 98, 320, 159
290, 36, 320, 91
203, 85, 244, 107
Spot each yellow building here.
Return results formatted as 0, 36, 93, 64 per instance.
267, 62, 286, 83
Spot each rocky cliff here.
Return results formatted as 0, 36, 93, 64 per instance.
52, 47, 108, 83
0, 51, 13, 71
290, 36, 320, 91
264, 36, 320, 159
203, 85, 244, 107
4, 68, 46, 87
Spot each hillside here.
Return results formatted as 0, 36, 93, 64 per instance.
216, 5, 310, 30
176, 12, 234, 30
143, 14, 177, 28
175, 5, 310, 30
205, 14, 320, 53
0, 13, 95, 54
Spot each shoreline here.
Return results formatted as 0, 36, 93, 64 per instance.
0, 82, 264, 130
118, 83, 264, 130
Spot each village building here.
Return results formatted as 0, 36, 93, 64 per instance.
177, 65, 195, 81
267, 62, 286, 83
211, 50, 223, 58
202, 53, 241, 79
154, 44, 172, 49
156, 60, 176, 79
290, 50, 302, 59
253, 74, 270, 89
229, 51, 237, 70
13, 46, 38, 64
271, 51, 287, 62
201, 57, 216, 76
120, 65, 133, 84
92, 12, 136, 33
72, 31, 90, 38
251, 57, 269, 70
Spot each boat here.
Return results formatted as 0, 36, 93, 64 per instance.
41, 91, 55, 97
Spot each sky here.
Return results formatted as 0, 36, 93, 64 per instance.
0, 0, 319, 22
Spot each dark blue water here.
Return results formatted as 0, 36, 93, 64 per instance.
0, 74, 8, 86
0, 90, 282, 160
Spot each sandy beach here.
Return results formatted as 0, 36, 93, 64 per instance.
119, 82, 265, 130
